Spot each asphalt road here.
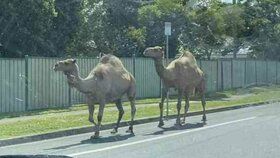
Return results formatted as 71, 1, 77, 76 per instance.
0, 103, 280, 158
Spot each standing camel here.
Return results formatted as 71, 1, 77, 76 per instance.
143, 46, 206, 127
53, 54, 136, 139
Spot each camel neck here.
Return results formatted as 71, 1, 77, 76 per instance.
154, 58, 169, 80
67, 65, 92, 93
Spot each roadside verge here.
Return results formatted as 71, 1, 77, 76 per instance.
1, 99, 279, 147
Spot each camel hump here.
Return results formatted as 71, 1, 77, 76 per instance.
175, 50, 198, 67
100, 54, 125, 68
181, 50, 196, 60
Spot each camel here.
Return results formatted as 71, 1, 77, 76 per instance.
143, 46, 206, 127
53, 54, 136, 139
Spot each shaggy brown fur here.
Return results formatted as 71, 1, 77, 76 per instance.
144, 46, 206, 127
53, 55, 136, 139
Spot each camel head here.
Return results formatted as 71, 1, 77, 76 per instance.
143, 46, 164, 59
53, 59, 77, 73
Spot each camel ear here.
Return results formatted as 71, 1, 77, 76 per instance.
72, 59, 77, 63
161, 46, 165, 51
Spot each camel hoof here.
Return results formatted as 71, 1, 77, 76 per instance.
181, 120, 186, 124
111, 128, 118, 134
90, 135, 100, 139
126, 127, 134, 134
175, 119, 182, 127
158, 121, 164, 127
90, 132, 100, 139
202, 115, 207, 122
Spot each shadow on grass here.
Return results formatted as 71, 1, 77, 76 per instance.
145, 122, 206, 136
46, 133, 135, 150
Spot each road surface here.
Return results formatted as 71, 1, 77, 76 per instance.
0, 103, 280, 158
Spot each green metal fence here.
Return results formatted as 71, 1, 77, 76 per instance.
0, 57, 280, 113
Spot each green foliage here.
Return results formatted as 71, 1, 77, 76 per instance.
138, 0, 186, 57
179, 0, 226, 59
0, 0, 83, 57
0, 0, 57, 57
243, 0, 280, 60
52, 0, 84, 57
0, 0, 279, 59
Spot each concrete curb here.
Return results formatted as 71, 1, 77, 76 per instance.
0, 99, 279, 147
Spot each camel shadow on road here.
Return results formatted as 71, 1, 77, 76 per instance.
45, 133, 135, 150
145, 122, 206, 136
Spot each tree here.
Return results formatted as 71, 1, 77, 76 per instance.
138, 0, 187, 58
219, 4, 246, 58
178, 0, 225, 59
0, 0, 56, 57
67, 0, 142, 57
243, 0, 280, 60
52, 0, 84, 57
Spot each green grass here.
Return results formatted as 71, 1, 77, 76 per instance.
1, 85, 280, 139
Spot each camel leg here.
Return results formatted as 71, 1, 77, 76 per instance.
91, 102, 105, 139
86, 98, 96, 125
88, 104, 96, 125
201, 93, 207, 122
199, 79, 207, 122
126, 97, 136, 134
158, 87, 168, 127
111, 99, 124, 134
182, 93, 190, 124
175, 90, 183, 126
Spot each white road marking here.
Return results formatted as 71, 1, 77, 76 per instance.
68, 116, 256, 157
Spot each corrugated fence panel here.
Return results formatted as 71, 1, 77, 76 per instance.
201, 60, 217, 92
28, 58, 69, 110
49, 58, 69, 108
135, 58, 160, 98
267, 61, 277, 84
232, 60, 245, 88
245, 60, 256, 86
217, 60, 222, 91
121, 58, 134, 74
1, 57, 280, 113
0, 59, 25, 113
256, 61, 267, 85
277, 62, 280, 84
222, 60, 232, 90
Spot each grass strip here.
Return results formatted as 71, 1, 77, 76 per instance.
0, 85, 280, 139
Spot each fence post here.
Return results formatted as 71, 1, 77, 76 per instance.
216, 60, 219, 91
25, 55, 29, 111
68, 87, 71, 107
132, 53, 136, 78
276, 61, 278, 84
221, 60, 224, 91
244, 59, 247, 87
266, 60, 268, 84
231, 59, 233, 89
255, 60, 257, 85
